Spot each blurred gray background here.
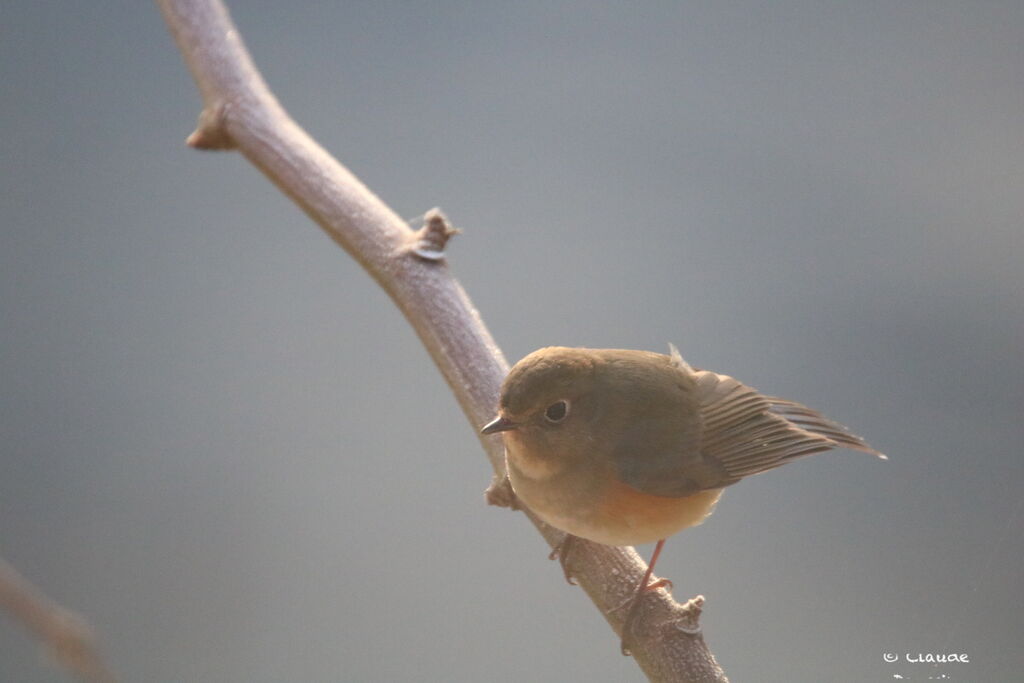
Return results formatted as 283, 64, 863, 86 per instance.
2, 2, 1021, 681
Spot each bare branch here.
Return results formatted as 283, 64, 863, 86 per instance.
0, 557, 118, 683
156, 1, 728, 679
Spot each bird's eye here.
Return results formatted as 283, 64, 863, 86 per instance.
544, 400, 569, 423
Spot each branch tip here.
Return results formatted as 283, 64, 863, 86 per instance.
410, 208, 460, 262
46, 610, 114, 681
0, 558, 118, 683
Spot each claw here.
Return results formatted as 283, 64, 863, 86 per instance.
617, 576, 675, 655
620, 594, 645, 656
616, 539, 675, 657
647, 577, 672, 592
547, 534, 579, 585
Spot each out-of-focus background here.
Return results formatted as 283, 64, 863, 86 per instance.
2, 2, 1021, 681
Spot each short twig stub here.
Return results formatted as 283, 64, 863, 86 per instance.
410, 208, 460, 262
186, 102, 236, 150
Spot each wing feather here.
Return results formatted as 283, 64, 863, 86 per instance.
696, 371, 885, 486
614, 345, 884, 498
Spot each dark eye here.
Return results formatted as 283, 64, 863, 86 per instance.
544, 400, 569, 423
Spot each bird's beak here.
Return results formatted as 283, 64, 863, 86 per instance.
481, 415, 517, 435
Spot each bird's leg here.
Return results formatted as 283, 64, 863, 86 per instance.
547, 533, 579, 585
618, 539, 672, 656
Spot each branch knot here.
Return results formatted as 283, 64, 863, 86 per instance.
409, 208, 460, 262
673, 594, 705, 635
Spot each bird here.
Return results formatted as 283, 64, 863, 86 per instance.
481, 345, 884, 654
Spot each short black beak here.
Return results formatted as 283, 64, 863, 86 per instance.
481, 415, 517, 435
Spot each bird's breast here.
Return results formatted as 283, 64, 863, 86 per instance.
505, 443, 723, 546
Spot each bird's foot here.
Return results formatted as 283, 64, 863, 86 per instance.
547, 533, 579, 585
616, 577, 674, 656
609, 577, 673, 614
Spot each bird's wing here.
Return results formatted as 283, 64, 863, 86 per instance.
607, 346, 712, 497
613, 347, 883, 498
695, 370, 885, 487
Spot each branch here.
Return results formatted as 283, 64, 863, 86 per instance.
156, 1, 728, 680
0, 557, 118, 683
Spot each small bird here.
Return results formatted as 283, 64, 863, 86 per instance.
481, 346, 884, 653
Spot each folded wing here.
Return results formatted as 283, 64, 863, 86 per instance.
695, 368, 885, 486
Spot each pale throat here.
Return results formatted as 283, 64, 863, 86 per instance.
502, 429, 575, 481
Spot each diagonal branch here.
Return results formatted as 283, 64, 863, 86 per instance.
156, 1, 728, 680
0, 557, 118, 683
